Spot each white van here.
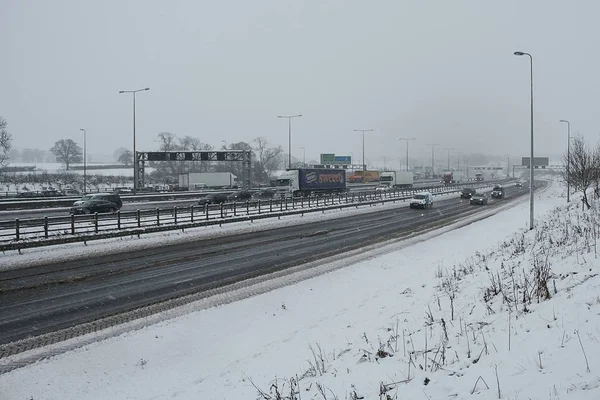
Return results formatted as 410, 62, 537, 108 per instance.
410, 192, 434, 209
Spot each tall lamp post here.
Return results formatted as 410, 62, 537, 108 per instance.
277, 114, 302, 169
398, 137, 416, 171
119, 87, 150, 194
444, 148, 455, 170
80, 128, 87, 194
354, 129, 374, 171
426, 144, 439, 178
300, 146, 306, 167
559, 119, 571, 203
514, 51, 535, 230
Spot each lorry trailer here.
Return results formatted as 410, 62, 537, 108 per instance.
178, 172, 238, 189
275, 168, 347, 197
380, 171, 414, 188
348, 170, 380, 183
442, 171, 465, 185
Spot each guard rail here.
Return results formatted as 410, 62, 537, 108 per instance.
0, 180, 512, 252
0, 180, 498, 211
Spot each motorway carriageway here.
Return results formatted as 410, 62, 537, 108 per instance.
0, 181, 443, 222
0, 182, 537, 351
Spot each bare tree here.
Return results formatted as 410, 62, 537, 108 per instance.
117, 149, 133, 166
156, 132, 178, 151
50, 139, 82, 170
591, 143, 600, 200
188, 137, 214, 172
562, 136, 596, 209
112, 147, 128, 161
253, 137, 283, 183
0, 116, 12, 168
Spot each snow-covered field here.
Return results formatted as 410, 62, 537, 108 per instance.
3, 179, 599, 400
5, 162, 137, 177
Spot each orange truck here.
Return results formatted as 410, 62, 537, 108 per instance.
348, 170, 380, 183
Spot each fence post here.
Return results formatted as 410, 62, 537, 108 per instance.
94, 213, 98, 233
316, 196, 319, 207
284, 197, 288, 211
205, 204, 209, 220
220, 203, 224, 219
117, 211, 121, 230
258, 200, 261, 214
156, 208, 160, 226
301, 196, 304, 208
280, 198, 283, 212
173, 206, 178, 225
269, 199, 273, 213
308, 196, 311, 207
246, 200, 249, 215
15, 218, 19, 241
44, 216, 49, 238
137, 209, 141, 228
191, 205, 194, 223
233, 201, 237, 217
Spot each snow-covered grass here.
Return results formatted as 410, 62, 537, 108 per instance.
5, 162, 139, 176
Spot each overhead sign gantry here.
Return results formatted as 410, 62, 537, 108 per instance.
136, 150, 252, 189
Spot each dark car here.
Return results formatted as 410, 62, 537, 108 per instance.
61, 188, 81, 196
227, 190, 253, 202
491, 186, 505, 199
16, 191, 38, 198
253, 188, 276, 200
470, 193, 489, 205
198, 193, 229, 206
460, 188, 476, 199
73, 193, 123, 209
113, 187, 133, 194
70, 199, 119, 214
515, 181, 523, 188
41, 189, 63, 197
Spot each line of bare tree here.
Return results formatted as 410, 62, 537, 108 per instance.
562, 136, 600, 209
3, 124, 290, 185
0, 116, 13, 169
146, 132, 285, 184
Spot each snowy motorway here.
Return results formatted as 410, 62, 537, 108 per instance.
0, 182, 538, 354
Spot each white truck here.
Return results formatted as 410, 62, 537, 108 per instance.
379, 171, 414, 188
178, 172, 238, 190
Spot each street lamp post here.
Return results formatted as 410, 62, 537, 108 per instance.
444, 148, 455, 170
277, 114, 302, 169
559, 119, 571, 202
398, 138, 416, 172
300, 147, 306, 167
119, 87, 150, 194
80, 128, 86, 194
354, 129, 374, 171
514, 51, 535, 230
426, 144, 439, 178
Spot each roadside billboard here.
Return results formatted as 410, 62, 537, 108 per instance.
333, 155, 352, 164
320, 154, 335, 164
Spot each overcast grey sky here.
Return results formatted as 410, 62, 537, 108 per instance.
1, 0, 599, 164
